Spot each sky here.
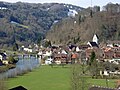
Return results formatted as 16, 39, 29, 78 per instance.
1, 0, 120, 8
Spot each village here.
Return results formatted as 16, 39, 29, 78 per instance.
0, 34, 120, 90
1, 34, 120, 74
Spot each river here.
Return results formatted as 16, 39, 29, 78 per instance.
0, 55, 40, 80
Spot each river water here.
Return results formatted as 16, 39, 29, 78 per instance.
0, 56, 40, 80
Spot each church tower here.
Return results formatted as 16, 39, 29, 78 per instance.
92, 34, 99, 44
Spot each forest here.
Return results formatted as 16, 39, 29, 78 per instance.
0, 2, 120, 47
46, 3, 120, 45
0, 1, 82, 48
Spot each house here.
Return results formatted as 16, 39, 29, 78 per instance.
53, 53, 68, 64
68, 44, 76, 51
61, 49, 68, 54
33, 44, 39, 52
107, 44, 114, 47
79, 45, 90, 50
43, 50, 52, 57
9, 86, 27, 90
0, 53, 8, 64
99, 70, 108, 78
23, 48, 32, 53
0, 53, 7, 60
38, 51, 43, 59
71, 52, 78, 64
103, 48, 114, 59
45, 57, 53, 65
114, 50, 120, 59
103, 46, 120, 62
107, 40, 120, 47
2, 60, 9, 64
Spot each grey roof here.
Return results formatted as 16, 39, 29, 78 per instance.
0, 53, 6, 57
89, 42, 99, 48
9, 86, 27, 90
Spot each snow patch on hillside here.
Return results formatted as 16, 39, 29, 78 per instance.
0, 7, 7, 10
47, 8, 50, 10
53, 20, 58, 24
68, 9, 78, 17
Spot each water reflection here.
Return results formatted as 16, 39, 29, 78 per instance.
0, 56, 40, 80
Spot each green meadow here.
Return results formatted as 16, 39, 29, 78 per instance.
8, 65, 117, 90
8, 65, 71, 90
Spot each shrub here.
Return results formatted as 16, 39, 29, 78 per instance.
0, 66, 8, 73
8, 56, 18, 64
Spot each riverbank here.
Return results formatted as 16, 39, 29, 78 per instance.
0, 56, 40, 80
0, 64, 16, 73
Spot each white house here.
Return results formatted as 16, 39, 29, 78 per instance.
0, 53, 7, 60
2, 60, 9, 64
0, 53, 8, 64
107, 44, 113, 47
38, 51, 43, 56
61, 50, 67, 54
76, 46, 80, 52
43, 51, 52, 57
23, 48, 33, 52
45, 57, 53, 65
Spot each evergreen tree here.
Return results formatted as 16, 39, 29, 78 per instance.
89, 51, 96, 66
89, 51, 99, 78
13, 43, 19, 51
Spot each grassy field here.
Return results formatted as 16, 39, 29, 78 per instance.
8, 65, 71, 90
8, 65, 117, 90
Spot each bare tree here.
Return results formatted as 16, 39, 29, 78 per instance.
70, 64, 89, 90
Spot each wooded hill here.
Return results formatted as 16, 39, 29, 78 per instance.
46, 3, 120, 45
0, 1, 83, 48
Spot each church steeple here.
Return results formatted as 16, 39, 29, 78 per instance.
92, 34, 99, 44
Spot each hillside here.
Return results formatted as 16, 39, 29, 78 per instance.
0, 1, 83, 47
46, 3, 120, 45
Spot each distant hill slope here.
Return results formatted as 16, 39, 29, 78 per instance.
0, 1, 83, 47
46, 3, 120, 45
